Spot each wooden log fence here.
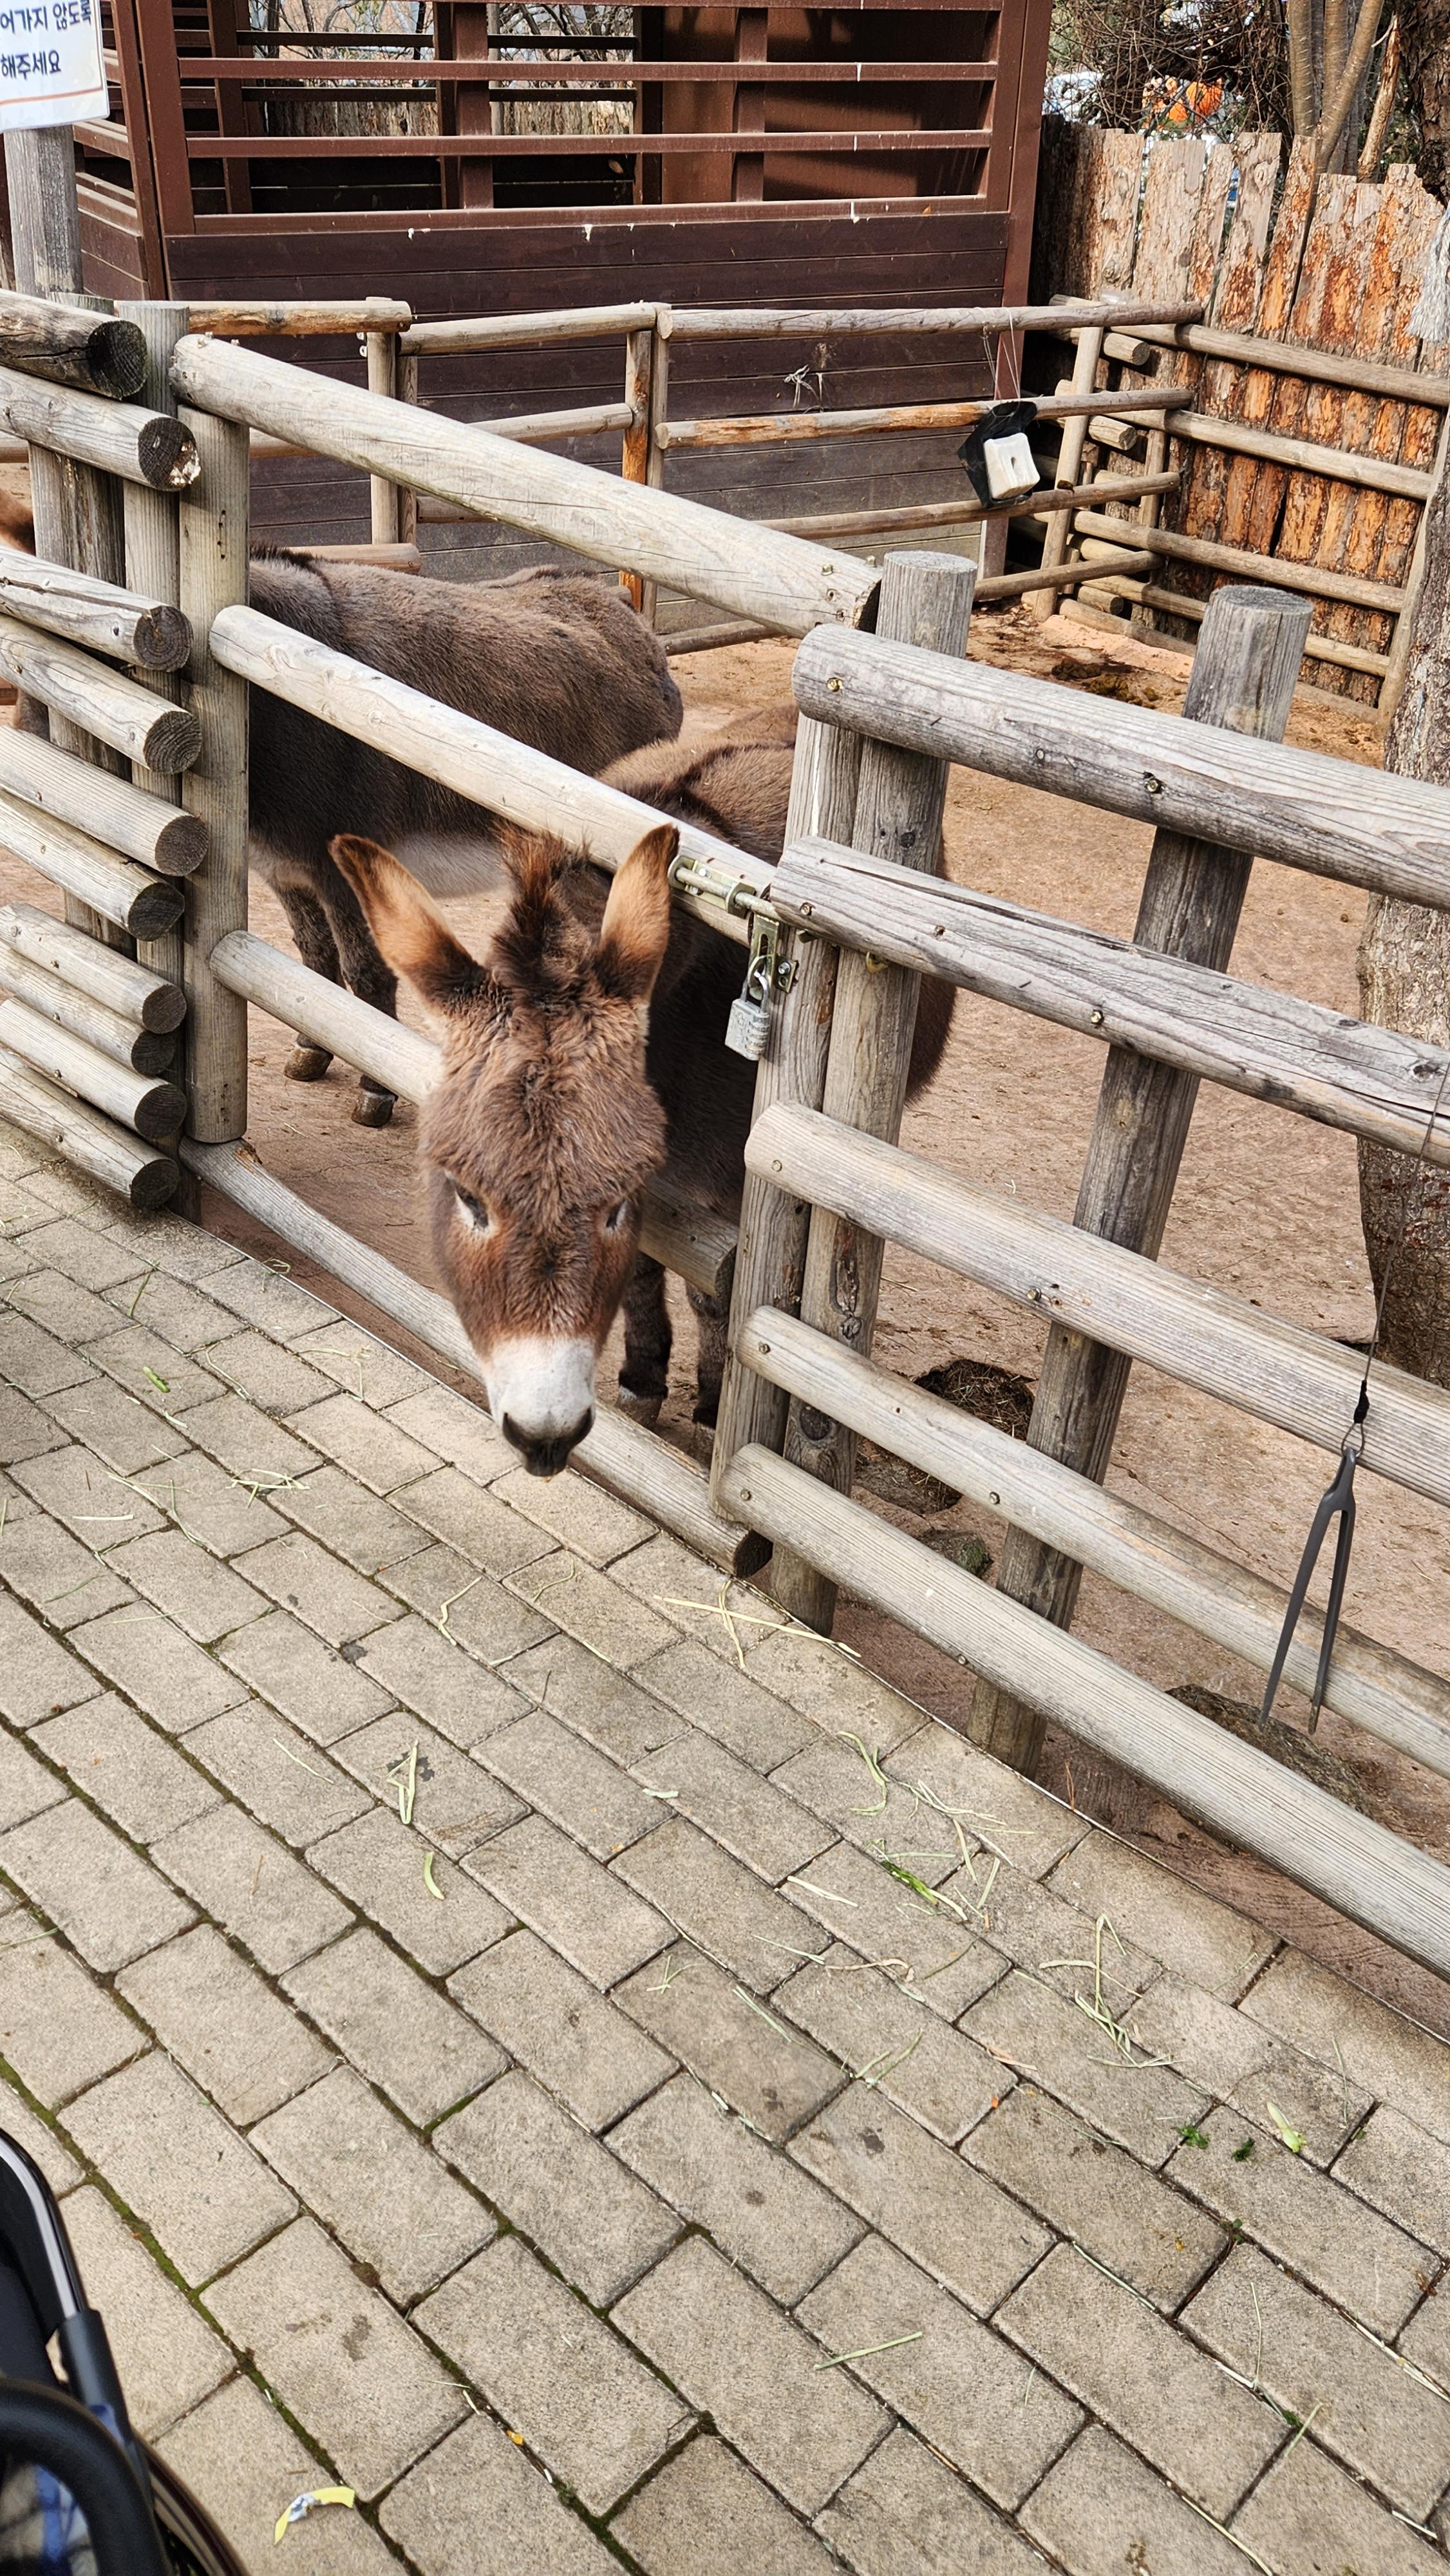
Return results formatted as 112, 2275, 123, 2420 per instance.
0, 293, 149, 401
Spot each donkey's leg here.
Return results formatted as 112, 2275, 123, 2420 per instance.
276, 881, 341, 1083
619, 1254, 671, 1426
686, 1280, 730, 1430
324, 867, 402, 1128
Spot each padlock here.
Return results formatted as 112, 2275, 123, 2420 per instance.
724, 914, 779, 1061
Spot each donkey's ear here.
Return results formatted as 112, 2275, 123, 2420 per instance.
594, 825, 678, 1007
330, 836, 489, 1018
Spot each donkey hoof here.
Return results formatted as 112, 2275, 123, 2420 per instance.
616, 1387, 663, 1429
285, 1043, 332, 1083
352, 1084, 396, 1130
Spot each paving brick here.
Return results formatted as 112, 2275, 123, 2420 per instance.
177, 1391, 318, 1484
293, 1321, 432, 1408
65, 2050, 294, 2283
154, 1806, 350, 1975
999, 2242, 1283, 2517
10, 1267, 128, 1345
631, 1636, 816, 1770
43, 1379, 188, 1476
1238, 1949, 1450, 2145
19, 1218, 145, 1293
1400, 2278, 1450, 2383
793, 2083, 1048, 2313
612, 2071, 862, 2302
1126, 1971, 1287, 2093
383, 1541, 554, 1665
0, 1725, 66, 1830
952, 1858, 1160, 2007
467, 1812, 669, 1986
0, 1175, 53, 1233
198, 1329, 335, 1415
608, 1535, 773, 1658
35, 1694, 220, 1842
381, 2410, 617, 2576
62, 2186, 232, 2441
0, 1594, 97, 1726
17, 1162, 111, 1217
102, 1267, 240, 1354
98, 1212, 243, 1285
70, 1607, 246, 1736
1333, 2105, 1450, 2255
274, 1462, 435, 1580
216, 1607, 392, 1745
646, 1727, 836, 1884
0, 1509, 133, 1629
1182, 2243, 1450, 2518
817, 2425, 1048, 2576
129, 1450, 291, 1558
507, 1547, 679, 1669
771, 1734, 948, 1878
615, 2437, 840, 2576
310, 1806, 511, 1975
964, 1971, 1210, 2164
730, 1626, 923, 1754
188, 1703, 371, 1848
254, 2062, 493, 2302
201, 1259, 335, 1340
283, 1926, 504, 2124
477, 1706, 660, 1857
206, 2214, 467, 2499
781, 1839, 1004, 2020
106, 1528, 266, 1645
1048, 1838, 1275, 1998
1167, 2113, 1433, 2336
773, 1942, 1006, 2141
1019, 2425, 1246, 2576
966, 2083, 1226, 2309
285, 1389, 438, 1494
2, 1799, 192, 1970
437, 2067, 677, 2303
613, 1814, 819, 1994
0, 1312, 93, 1397
355, 1611, 528, 1747
159, 2372, 402, 2576
1232, 2432, 1447, 2576
333, 1711, 525, 1854
117, 1924, 332, 2125
614, 1941, 845, 2143
417, 2233, 693, 2514
395, 1464, 555, 1575
496, 1466, 652, 1566
614, 2234, 881, 2517
505, 1633, 692, 1763
85, 1325, 223, 1413
799, 2233, 1081, 2508
886, 1724, 1086, 1883
229, 1530, 400, 1649
384, 1381, 513, 1479
0, 1915, 143, 2103
449, 1926, 672, 2129
0, 1383, 71, 1467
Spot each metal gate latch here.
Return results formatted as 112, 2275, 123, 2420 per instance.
726, 913, 787, 1061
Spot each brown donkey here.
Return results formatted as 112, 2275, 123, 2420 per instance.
329, 715, 954, 1475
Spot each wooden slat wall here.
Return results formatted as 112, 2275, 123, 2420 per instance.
1031, 124, 1450, 703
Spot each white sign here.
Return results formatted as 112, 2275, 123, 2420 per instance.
0, 0, 106, 135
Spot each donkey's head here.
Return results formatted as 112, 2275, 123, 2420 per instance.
332, 826, 675, 1476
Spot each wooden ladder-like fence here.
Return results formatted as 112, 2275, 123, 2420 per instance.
0, 293, 1446, 1985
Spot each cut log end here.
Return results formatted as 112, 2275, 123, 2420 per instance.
131, 603, 194, 674
126, 882, 185, 940
142, 705, 203, 774
138, 417, 202, 493
89, 319, 149, 404
131, 1080, 187, 1143
137, 980, 187, 1035
127, 1153, 180, 1211
150, 809, 209, 878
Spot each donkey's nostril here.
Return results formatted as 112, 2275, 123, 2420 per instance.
501, 1408, 594, 1477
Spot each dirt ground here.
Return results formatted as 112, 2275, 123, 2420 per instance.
88, 600, 1445, 2038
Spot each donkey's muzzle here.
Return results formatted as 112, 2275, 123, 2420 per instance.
502, 1410, 594, 1477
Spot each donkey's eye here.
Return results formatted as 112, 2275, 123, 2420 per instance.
603, 1198, 632, 1235
453, 1182, 491, 1233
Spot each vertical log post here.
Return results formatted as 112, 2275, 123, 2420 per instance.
768, 551, 977, 1628
971, 583, 1312, 1803
1030, 319, 1106, 620
5, 126, 127, 942
395, 346, 419, 551
178, 410, 249, 1144
118, 301, 188, 1091
619, 321, 654, 612
366, 330, 404, 549
638, 307, 671, 630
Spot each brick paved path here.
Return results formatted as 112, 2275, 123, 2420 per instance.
0, 1117, 1444, 2574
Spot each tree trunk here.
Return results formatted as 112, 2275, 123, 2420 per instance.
1358, 440, 1450, 1381
1400, 0, 1450, 197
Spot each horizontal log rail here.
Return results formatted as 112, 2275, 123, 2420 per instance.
767, 470, 1181, 542
659, 387, 1186, 451
1069, 510, 1404, 614
719, 1443, 1450, 1980
0, 1046, 175, 1210
1082, 577, 1391, 679
0, 790, 184, 938
773, 835, 1450, 1166
0, 949, 174, 1077
791, 626, 1450, 912
209, 928, 737, 1300
0, 365, 200, 492
0, 554, 191, 670
745, 1103, 1450, 1515
0, 999, 184, 1141
207, 602, 767, 938
737, 1309, 1450, 1778
0, 292, 148, 401
669, 298, 1206, 341
402, 303, 657, 355
1121, 318, 1450, 410
189, 299, 413, 337
1155, 408, 1435, 501
0, 618, 201, 774
170, 336, 879, 639
0, 902, 185, 1033
0, 731, 207, 876
186, 128, 995, 161
184, 1139, 749, 1573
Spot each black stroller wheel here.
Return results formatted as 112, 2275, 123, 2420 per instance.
146, 2449, 249, 2576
